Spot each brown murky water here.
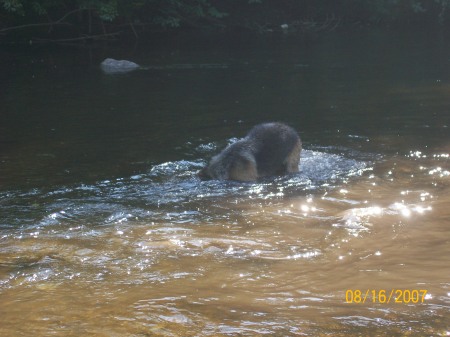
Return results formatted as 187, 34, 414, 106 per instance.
0, 31, 449, 336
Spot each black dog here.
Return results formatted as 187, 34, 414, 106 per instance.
199, 122, 301, 181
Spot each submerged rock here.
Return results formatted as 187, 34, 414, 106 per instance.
100, 58, 140, 74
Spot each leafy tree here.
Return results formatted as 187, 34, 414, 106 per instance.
2, 0, 450, 41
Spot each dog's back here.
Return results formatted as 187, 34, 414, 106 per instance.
199, 122, 301, 181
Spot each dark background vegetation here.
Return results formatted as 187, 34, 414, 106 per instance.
1, 0, 450, 42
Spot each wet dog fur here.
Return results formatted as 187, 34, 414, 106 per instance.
198, 122, 301, 181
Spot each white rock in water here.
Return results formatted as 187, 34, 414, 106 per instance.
100, 58, 139, 74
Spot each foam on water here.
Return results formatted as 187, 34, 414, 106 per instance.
0, 147, 374, 231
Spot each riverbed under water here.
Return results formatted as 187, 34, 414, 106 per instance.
0, 30, 449, 336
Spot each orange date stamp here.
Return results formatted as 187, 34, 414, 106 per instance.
345, 289, 428, 304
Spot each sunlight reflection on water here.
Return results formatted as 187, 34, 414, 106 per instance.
1, 143, 449, 336
1, 39, 450, 335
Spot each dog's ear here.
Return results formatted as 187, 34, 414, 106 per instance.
197, 167, 210, 180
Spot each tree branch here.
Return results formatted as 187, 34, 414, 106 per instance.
0, 8, 84, 33
32, 31, 121, 43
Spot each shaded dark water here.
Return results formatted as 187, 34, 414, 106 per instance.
1, 30, 449, 336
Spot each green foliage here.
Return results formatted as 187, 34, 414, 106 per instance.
1, 0, 62, 15
97, 0, 118, 21
2, 0, 450, 38
208, 6, 227, 18
1, 0, 23, 13
435, 0, 450, 23
2, 0, 23, 13
78, 0, 118, 21
152, 15, 181, 28
31, 1, 47, 15
0, 0, 228, 29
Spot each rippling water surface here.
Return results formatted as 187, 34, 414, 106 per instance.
1, 31, 449, 336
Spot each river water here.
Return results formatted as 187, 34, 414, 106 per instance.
0, 30, 449, 336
